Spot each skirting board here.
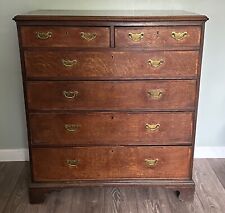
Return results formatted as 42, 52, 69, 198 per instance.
194, 146, 225, 158
0, 149, 29, 161
0, 147, 225, 161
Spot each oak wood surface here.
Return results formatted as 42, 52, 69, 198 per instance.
1, 160, 225, 213
29, 112, 193, 146
24, 50, 199, 79
31, 146, 191, 181
115, 26, 201, 48
27, 80, 196, 111
13, 10, 208, 204
13, 10, 208, 22
21, 26, 110, 48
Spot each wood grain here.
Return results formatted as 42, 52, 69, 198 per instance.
29, 112, 193, 146
2, 160, 225, 212
115, 26, 201, 48
208, 158, 225, 189
193, 159, 225, 213
0, 162, 25, 213
31, 146, 192, 181
166, 186, 205, 213
135, 187, 172, 213
1, 162, 30, 213
14, 10, 208, 204
104, 187, 122, 213
24, 50, 199, 79
21, 26, 110, 48
13, 10, 208, 22
27, 80, 196, 111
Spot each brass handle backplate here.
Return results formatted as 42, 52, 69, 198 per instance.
148, 59, 164, 68
171, 32, 188, 41
147, 89, 163, 100
65, 124, 81, 132
63, 90, 79, 99
128, 32, 144, 42
66, 159, 80, 168
145, 159, 158, 168
36, 32, 52, 40
145, 123, 160, 131
80, 32, 97, 41
62, 59, 78, 68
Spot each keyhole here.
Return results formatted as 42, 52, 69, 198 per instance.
111, 116, 114, 119
112, 55, 114, 59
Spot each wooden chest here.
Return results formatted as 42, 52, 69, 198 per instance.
14, 10, 208, 203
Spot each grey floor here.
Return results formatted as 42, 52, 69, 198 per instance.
0, 159, 225, 213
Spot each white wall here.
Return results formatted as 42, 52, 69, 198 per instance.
0, 0, 225, 149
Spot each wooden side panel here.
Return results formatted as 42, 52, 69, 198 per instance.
32, 146, 192, 181
24, 50, 199, 79
115, 26, 201, 48
21, 26, 110, 47
30, 112, 193, 145
27, 80, 196, 111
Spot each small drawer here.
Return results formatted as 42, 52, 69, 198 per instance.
32, 146, 191, 181
24, 50, 199, 79
115, 26, 201, 48
26, 80, 196, 111
20, 26, 110, 47
30, 112, 193, 146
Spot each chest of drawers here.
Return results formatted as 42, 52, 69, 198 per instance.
14, 10, 208, 203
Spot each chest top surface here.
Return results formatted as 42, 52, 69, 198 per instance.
13, 10, 208, 22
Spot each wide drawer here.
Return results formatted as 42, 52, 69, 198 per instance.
27, 80, 196, 111
24, 50, 199, 79
115, 26, 201, 48
30, 112, 193, 146
20, 26, 110, 47
32, 146, 191, 181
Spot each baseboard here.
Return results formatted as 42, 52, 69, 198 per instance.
0, 149, 29, 161
0, 147, 225, 161
194, 146, 225, 158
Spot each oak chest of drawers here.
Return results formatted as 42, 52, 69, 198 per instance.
14, 10, 208, 203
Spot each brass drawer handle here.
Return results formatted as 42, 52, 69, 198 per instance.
36, 32, 52, 40
128, 32, 144, 42
145, 123, 160, 131
171, 32, 188, 41
66, 159, 80, 168
65, 124, 81, 132
148, 59, 164, 68
62, 59, 78, 68
147, 89, 163, 100
80, 32, 97, 41
63, 90, 79, 99
145, 159, 158, 168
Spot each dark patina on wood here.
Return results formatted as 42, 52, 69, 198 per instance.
13, 10, 208, 203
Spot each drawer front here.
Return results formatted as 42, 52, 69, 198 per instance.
27, 80, 196, 111
30, 112, 193, 146
24, 50, 199, 79
115, 26, 201, 48
20, 27, 110, 47
32, 146, 191, 181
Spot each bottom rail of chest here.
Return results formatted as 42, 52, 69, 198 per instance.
29, 178, 195, 204
29, 146, 195, 203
